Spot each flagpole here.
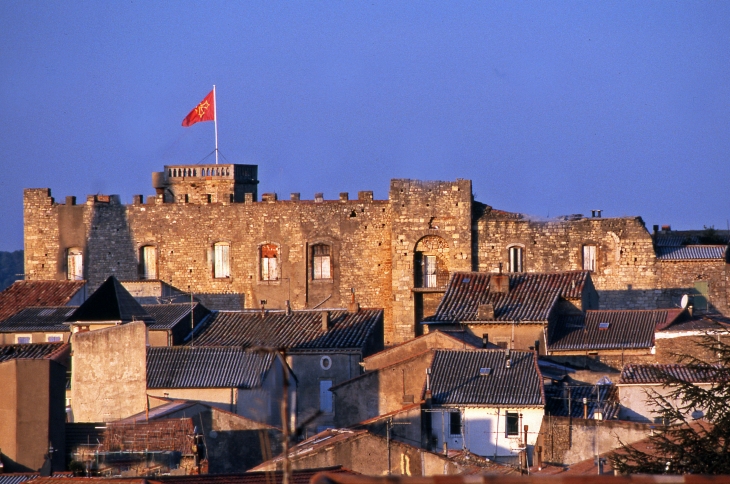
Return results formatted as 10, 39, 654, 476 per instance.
213, 85, 219, 165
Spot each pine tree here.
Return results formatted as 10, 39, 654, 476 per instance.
610, 335, 730, 474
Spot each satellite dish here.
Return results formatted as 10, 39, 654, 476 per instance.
681, 294, 690, 309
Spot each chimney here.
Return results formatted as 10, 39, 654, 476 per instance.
347, 288, 360, 313
285, 300, 292, 316
653, 225, 659, 236
583, 397, 588, 419
534, 339, 540, 355
322, 311, 331, 331
477, 304, 495, 320
482, 333, 489, 349
662, 225, 671, 232
505, 348, 511, 369
492, 274, 509, 294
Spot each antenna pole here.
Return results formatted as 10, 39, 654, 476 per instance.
213, 85, 219, 165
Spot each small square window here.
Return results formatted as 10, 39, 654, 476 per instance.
46, 334, 64, 343
16, 335, 32, 344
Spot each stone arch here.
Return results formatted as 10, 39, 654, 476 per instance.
414, 235, 450, 288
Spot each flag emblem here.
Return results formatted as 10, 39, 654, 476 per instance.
182, 90, 215, 127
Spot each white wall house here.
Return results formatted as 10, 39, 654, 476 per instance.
426, 349, 545, 465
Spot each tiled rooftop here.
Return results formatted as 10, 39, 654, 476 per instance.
548, 310, 676, 351
428, 349, 544, 406
145, 302, 209, 330
656, 245, 727, 261
146, 346, 275, 389
0, 342, 69, 362
0, 280, 85, 322
190, 309, 382, 351
424, 271, 590, 324
619, 364, 728, 385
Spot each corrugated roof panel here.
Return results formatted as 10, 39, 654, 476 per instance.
656, 245, 727, 260
0, 342, 69, 362
619, 364, 727, 385
548, 310, 665, 351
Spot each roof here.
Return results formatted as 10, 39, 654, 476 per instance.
429, 349, 544, 406
193, 293, 245, 311
654, 230, 730, 247
145, 302, 209, 330
548, 310, 672, 351
544, 384, 620, 419
102, 418, 194, 453
0, 306, 76, 332
0, 302, 208, 333
66, 276, 153, 324
146, 346, 275, 388
656, 245, 727, 261
190, 309, 382, 351
424, 271, 590, 324
0, 342, 69, 363
0, 475, 72, 484
619, 364, 728, 385
151, 467, 354, 484
0, 280, 85, 321
251, 429, 369, 468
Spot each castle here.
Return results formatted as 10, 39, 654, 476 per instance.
24, 163, 729, 345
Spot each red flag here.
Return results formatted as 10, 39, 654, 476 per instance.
182, 90, 215, 127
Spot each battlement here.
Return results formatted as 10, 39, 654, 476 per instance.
153, 163, 259, 204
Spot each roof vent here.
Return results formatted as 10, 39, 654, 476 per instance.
479, 367, 492, 376
477, 303, 495, 321
598, 322, 610, 330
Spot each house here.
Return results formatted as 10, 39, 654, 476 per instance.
0, 343, 69, 472
189, 307, 383, 435
0, 280, 87, 328
251, 428, 514, 476
544, 381, 620, 420
422, 271, 597, 353
425, 349, 544, 465
617, 364, 723, 423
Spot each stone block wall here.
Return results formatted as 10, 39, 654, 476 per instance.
658, 260, 728, 315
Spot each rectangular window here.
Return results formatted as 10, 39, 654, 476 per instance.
15, 335, 32, 344
449, 411, 462, 435
141, 246, 157, 280
67, 248, 83, 281
312, 245, 331, 280
46, 334, 63, 343
508, 247, 523, 273
319, 380, 333, 413
261, 244, 279, 281
583, 245, 596, 272
423, 255, 437, 288
214, 243, 230, 278
693, 281, 709, 310
495, 339, 509, 350
506, 412, 519, 436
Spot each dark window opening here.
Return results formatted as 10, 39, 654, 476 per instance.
449, 411, 461, 435
506, 412, 519, 436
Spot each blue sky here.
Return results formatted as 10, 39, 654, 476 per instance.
1, 1, 728, 251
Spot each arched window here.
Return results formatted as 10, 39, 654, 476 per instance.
140, 245, 157, 280
312, 244, 331, 280
67, 248, 83, 281
414, 236, 450, 288
260, 244, 279, 281
214, 242, 230, 278
508, 246, 523, 273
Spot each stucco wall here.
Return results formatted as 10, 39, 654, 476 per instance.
71, 322, 147, 422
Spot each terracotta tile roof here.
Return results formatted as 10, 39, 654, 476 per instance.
0, 280, 85, 321
656, 245, 727, 260
619, 364, 728, 385
548, 310, 670, 351
424, 271, 590, 324
151, 466, 354, 484
0, 342, 69, 363
429, 349, 544, 406
545, 384, 620, 419
190, 309, 382, 352
146, 346, 275, 389
102, 418, 195, 453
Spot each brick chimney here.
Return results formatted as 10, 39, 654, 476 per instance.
321, 311, 331, 331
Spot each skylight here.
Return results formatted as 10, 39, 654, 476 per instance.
479, 367, 491, 375
598, 322, 610, 330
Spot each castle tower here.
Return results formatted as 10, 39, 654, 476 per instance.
153, 164, 259, 204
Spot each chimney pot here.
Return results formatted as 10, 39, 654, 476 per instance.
322, 311, 331, 331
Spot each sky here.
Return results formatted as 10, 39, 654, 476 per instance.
1, 1, 729, 251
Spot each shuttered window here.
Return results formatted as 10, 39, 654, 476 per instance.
67, 248, 83, 281
141, 246, 157, 280
261, 244, 279, 281
312, 244, 331, 280
583, 245, 596, 272
423, 255, 437, 288
508, 247, 523, 273
214, 243, 230, 278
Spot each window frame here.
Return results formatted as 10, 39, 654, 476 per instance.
260, 243, 280, 282
311, 244, 332, 281
46, 334, 64, 343
506, 412, 520, 437
67, 247, 83, 281
449, 411, 462, 436
15, 334, 32, 344
583, 245, 597, 272
508, 246, 523, 273
213, 242, 231, 279
140, 245, 158, 280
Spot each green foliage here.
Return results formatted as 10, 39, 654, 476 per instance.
610, 336, 730, 474
0, 250, 23, 291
